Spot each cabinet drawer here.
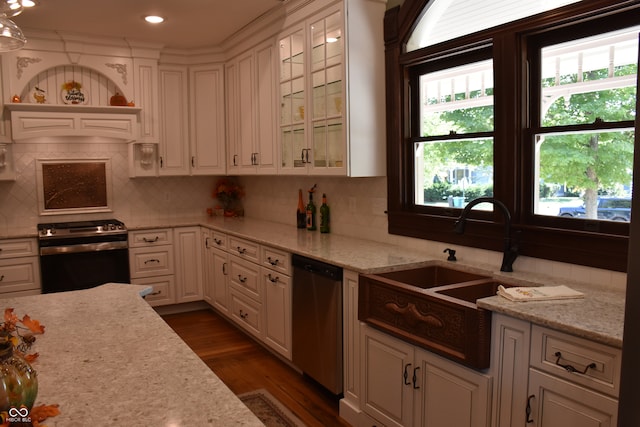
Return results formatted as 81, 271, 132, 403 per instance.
531, 325, 621, 397
0, 257, 41, 294
228, 236, 260, 263
229, 289, 262, 338
0, 239, 38, 259
229, 255, 261, 300
132, 275, 175, 307
208, 230, 228, 250
129, 229, 173, 247
129, 246, 175, 278
261, 246, 291, 275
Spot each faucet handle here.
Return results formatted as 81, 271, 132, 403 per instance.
443, 248, 457, 261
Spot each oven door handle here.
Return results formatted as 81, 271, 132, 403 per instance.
40, 241, 128, 255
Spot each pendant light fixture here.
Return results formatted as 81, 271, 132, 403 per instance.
0, 0, 31, 52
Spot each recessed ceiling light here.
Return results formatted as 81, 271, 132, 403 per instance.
21, 0, 36, 7
144, 15, 165, 24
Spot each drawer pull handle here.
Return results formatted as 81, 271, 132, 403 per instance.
0, 275, 4, 282
238, 275, 247, 283
412, 366, 420, 389
268, 274, 279, 283
143, 237, 159, 243
526, 394, 535, 423
222, 262, 228, 275
214, 238, 223, 245
144, 290, 162, 297
144, 259, 161, 264
267, 257, 279, 266
236, 246, 246, 254
239, 310, 248, 319
554, 351, 596, 374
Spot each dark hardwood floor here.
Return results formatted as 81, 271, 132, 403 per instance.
162, 308, 351, 427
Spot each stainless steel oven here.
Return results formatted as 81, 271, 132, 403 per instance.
38, 219, 130, 293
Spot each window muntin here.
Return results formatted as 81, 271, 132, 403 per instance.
533, 27, 638, 221
414, 58, 494, 208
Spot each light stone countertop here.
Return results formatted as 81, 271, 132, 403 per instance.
0, 283, 263, 427
2, 215, 626, 349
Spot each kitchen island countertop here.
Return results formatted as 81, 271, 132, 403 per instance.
0, 283, 263, 426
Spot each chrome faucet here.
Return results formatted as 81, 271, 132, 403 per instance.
453, 197, 518, 272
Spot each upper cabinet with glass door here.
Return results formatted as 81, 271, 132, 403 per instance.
279, 28, 306, 172
278, 0, 386, 177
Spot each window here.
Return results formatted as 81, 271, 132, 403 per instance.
413, 56, 495, 208
385, 0, 640, 271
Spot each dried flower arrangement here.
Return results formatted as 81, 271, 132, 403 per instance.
213, 178, 245, 216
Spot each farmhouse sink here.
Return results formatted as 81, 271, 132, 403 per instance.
358, 265, 504, 370
370, 265, 489, 289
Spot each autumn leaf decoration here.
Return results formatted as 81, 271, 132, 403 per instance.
1, 308, 45, 362
61, 81, 82, 91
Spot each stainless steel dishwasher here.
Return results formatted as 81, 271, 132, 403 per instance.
292, 254, 343, 395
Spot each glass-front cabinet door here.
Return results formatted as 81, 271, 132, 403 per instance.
310, 10, 345, 173
279, 29, 306, 171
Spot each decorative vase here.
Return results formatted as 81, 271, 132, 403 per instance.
0, 340, 38, 414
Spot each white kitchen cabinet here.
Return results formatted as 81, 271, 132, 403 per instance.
261, 245, 292, 359
226, 40, 277, 175
206, 229, 292, 359
157, 63, 225, 177
361, 323, 414, 427
361, 323, 491, 427
189, 64, 226, 175
0, 238, 41, 297
173, 227, 204, 303
278, 0, 386, 177
129, 228, 175, 306
489, 315, 622, 427
527, 369, 618, 426
158, 65, 190, 176
526, 325, 621, 426
490, 313, 531, 427
203, 229, 230, 315
339, 269, 363, 427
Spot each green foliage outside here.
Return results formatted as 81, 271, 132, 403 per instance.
421, 63, 637, 218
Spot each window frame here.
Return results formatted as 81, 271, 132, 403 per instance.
384, 0, 640, 272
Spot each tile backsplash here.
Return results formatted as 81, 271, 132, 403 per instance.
0, 142, 627, 291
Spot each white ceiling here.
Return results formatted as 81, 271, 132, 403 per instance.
12, 0, 287, 50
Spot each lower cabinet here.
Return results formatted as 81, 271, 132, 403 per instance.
491, 314, 621, 427
203, 228, 230, 314
129, 228, 176, 306
361, 323, 491, 427
202, 230, 292, 360
0, 238, 41, 297
173, 227, 204, 303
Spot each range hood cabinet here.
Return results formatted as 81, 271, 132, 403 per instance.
5, 104, 141, 142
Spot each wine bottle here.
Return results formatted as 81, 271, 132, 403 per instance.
306, 184, 317, 231
296, 189, 306, 228
320, 193, 330, 233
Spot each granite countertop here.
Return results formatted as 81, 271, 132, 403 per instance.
1, 283, 263, 426
1, 216, 626, 349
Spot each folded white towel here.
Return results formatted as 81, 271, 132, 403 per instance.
497, 285, 584, 302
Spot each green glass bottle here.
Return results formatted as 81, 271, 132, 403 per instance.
320, 193, 330, 233
306, 185, 317, 231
